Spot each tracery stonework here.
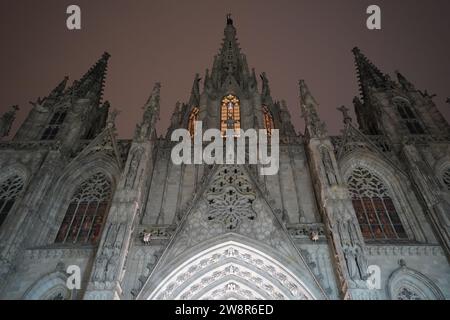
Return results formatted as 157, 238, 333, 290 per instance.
149, 242, 314, 300
442, 168, 450, 191
204, 166, 256, 230
397, 287, 422, 300
0, 174, 24, 227
347, 166, 407, 240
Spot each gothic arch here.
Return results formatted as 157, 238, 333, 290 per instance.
386, 262, 444, 300
0, 163, 29, 185
339, 150, 427, 242
39, 154, 120, 245
140, 235, 318, 300
0, 163, 29, 232
23, 271, 71, 300
433, 157, 450, 192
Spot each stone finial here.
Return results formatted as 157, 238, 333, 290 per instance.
337, 105, 352, 124
226, 13, 233, 25
299, 80, 327, 138
107, 107, 120, 128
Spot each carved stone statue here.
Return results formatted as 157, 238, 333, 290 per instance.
125, 148, 143, 189
0, 105, 19, 138
320, 147, 338, 186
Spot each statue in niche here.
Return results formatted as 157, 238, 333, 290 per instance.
125, 148, 143, 189
320, 147, 338, 185
343, 247, 359, 279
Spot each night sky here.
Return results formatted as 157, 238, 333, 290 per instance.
1, 0, 449, 138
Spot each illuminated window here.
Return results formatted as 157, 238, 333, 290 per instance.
41, 110, 67, 140
262, 106, 274, 137
188, 107, 199, 137
347, 167, 407, 241
0, 175, 24, 228
394, 100, 425, 135
221, 95, 241, 137
55, 172, 112, 245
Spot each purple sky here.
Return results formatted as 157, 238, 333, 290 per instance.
1, 0, 449, 138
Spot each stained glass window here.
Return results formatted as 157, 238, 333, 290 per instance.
41, 110, 67, 140
347, 167, 407, 241
55, 172, 112, 245
220, 95, 241, 137
262, 106, 274, 137
188, 107, 199, 137
442, 168, 450, 191
0, 175, 24, 228
394, 100, 425, 135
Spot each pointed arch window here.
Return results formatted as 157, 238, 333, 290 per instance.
188, 107, 199, 137
394, 100, 425, 135
442, 168, 450, 191
55, 172, 112, 245
347, 167, 407, 241
0, 175, 24, 228
262, 106, 274, 137
41, 110, 67, 140
221, 95, 241, 137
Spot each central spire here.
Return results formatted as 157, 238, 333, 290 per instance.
209, 14, 250, 88
352, 47, 390, 103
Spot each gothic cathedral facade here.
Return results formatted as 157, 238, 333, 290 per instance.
0, 17, 449, 300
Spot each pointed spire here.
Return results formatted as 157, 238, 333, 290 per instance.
278, 100, 296, 136
299, 80, 327, 138
260, 72, 271, 98
46, 76, 69, 102
189, 73, 201, 106
210, 14, 249, 87
0, 105, 19, 138
135, 82, 161, 140
72, 52, 110, 105
352, 47, 390, 101
395, 70, 415, 91
167, 101, 181, 136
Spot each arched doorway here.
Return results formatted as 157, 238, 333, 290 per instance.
146, 240, 316, 300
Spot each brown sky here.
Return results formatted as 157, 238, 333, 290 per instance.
1, 0, 449, 139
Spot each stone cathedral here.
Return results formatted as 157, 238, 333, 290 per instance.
0, 16, 449, 300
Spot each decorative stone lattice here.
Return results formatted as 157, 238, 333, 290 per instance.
347, 167, 389, 198
71, 172, 111, 203
397, 287, 422, 300
442, 168, 450, 191
0, 174, 24, 227
205, 166, 256, 230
